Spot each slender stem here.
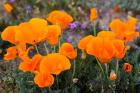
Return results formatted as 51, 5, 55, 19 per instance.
35, 45, 39, 54
93, 21, 96, 36
56, 75, 59, 91
105, 64, 109, 79
48, 87, 52, 93
95, 57, 105, 76
116, 59, 119, 74
51, 46, 56, 53
43, 43, 49, 54
59, 37, 61, 49
72, 60, 76, 78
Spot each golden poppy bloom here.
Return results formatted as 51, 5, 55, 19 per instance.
86, 37, 116, 64
15, 18, 48, 45
3, 3, 13, 13
46, 25, 61, 46
113, 40, 128, 59
109, 71, 117, 81
1, 26, 17, 44
4, 46, 18, 61
123, 63, 133, 73
19, 54, 42, 72
47, 10, 73, 30
40, 53, 71, 75
34, 72, 54, 88
59, 43, 77, 59
110, 17, 139, 42
78, 35, 94, 50
90, 8, 98, 21
97, 31, 116, 40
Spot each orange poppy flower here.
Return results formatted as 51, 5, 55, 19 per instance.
1, 26, 17, 44
110, 17, 139, 42
46, 25, 61, 46
34, 72, 54, 88
59, 43, 77, 59
109, 71, 117, 81
40, 53, 71, 75
19, 54, 42, 72
78, 35, 94, 50
3, 3, 13, 13
86, 37, 115, 64
15, 19, 48, 45
90, 8, 98, 21
113, 40, 128, 59
47, 10, 73, 30
97, 31, 116, 40
123, 63, 133, 73
4, 46, 18, 61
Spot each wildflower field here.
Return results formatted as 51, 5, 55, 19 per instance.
1, 0, 140, 93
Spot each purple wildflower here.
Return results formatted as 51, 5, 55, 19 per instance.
25, 5, 32, 13
66, 36, 73, 42
69, 22, 79, 29
10, 0, 16, 3
81, 22, 87, 29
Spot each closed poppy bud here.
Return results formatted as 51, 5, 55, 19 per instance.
3, 3, 13, 13
72, 78, 78, 84
59, 43, 77, 59
123, 63, 132, 73
81, 50, 86, 59
90, 8, 98, 21
109, 70, 117, 81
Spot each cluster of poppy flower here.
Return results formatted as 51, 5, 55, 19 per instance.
78, 8, 138, 80
1, 7, 138, 88
1, 10, 77, 87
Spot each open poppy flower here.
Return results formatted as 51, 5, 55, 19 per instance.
34, 72, 54, 88
86, 37, 115, 64
110, 17, 139, 42
4, 46, 18, 61
59, 43, 77, 59
46, 25, 61, 46
90, 8, 98, 21
47, 10, 73, 30
3, 3, 13, 13
97, 31, 116, 40
113, 40, 128, 59
15, 18, 48, 45
78, 35, 94, 50
19, 54, 42, 72
40, 53, 71, 75
1, 26, 18, 44
123, 63, 133, 73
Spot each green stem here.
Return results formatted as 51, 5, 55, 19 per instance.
56, 76, 59, 92
35, 45, 39, 54
44, 43, 49, 54
105, 64, 109, 79
48, 87, 52, 93
116, 59, 119, 75
72, 60, 76, 78
93, 21, 96, 36
53, 46, 56, 53
95, 57, 105, 76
